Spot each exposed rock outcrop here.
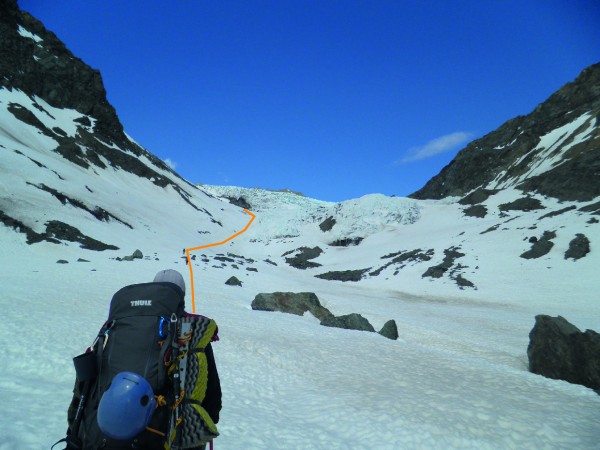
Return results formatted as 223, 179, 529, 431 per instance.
520, 231, 556, 259
564, 234, 590, 260
225, 196, 252, 210
329, 237, 364, 247
315, 269, 370, 282
2, 203, 117, 251
45, 220, 118, 251
27, 183, 132, 228
319, 216, 336, 232
463, 205, 487, 218
499, 197, 545, 212
421, 247, 475, 289
579, 201, 600, 215
370, 249, 434, 277
422, 247, 465, 279
458, 188, 499, 205
0, 2, 123, 142
538, 206, 577, 220
283, 247, 323, 269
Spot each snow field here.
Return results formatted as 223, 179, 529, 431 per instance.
2, 240, 599, 449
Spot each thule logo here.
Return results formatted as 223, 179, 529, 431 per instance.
130, 300, 152, 307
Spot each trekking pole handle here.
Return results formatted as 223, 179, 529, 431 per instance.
168, 313, 181, 446
72, 379, 93, 437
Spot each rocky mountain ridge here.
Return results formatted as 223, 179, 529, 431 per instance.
0, 0, 196, 194
410, 63, 600, 202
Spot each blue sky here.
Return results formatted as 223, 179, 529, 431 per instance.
20, 1, 600, 202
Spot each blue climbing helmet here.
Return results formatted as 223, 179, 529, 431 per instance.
97, 371, 157, 440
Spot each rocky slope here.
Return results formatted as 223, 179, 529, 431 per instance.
0, 0, 208, 197
410, 63, 600, 202
0, 0, 249, 253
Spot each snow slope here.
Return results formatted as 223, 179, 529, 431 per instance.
0, 86, 251, 255
1, 214, 599, 449
1, 81, 600, 450
202, 185, 599, 325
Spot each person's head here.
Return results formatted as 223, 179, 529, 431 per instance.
153, 269, 185, 296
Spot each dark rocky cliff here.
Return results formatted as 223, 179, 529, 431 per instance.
0, 0, 188, 187
410, 63, 600, 202
1, 0, 123, 143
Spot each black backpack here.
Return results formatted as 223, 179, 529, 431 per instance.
63, 282, 185, 450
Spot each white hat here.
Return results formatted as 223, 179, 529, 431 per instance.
153, 269, 185, 295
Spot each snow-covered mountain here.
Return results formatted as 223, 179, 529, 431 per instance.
199, 183, 598, 312
1, 2, 600, 449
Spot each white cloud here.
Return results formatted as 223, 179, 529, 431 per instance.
217, 172, 231, 184
398, 131, 473, 164
163, 158, 177, 170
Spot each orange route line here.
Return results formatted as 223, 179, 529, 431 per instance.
185, 209, 256, 313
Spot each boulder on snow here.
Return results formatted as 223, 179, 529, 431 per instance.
527, 315, 600, 394
321, 313, 375, 332
251, 292, 334, 322
378, 320, 399, 340
117, 249, 143, 261
225, 276, 242, 287
252, 293, 397, 339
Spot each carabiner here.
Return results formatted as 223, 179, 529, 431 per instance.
158, 317, 169, 339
